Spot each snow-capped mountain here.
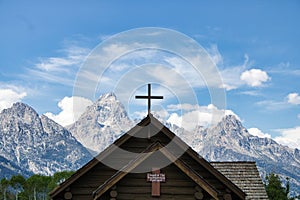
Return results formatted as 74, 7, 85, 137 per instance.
68, 94, 300, 195
0, 102, 91, 178
191, 115, 300, 194
69, 93, 134, 154
1, 94, 299, 195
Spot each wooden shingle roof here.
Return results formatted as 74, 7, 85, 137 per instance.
211, 162, 269, 200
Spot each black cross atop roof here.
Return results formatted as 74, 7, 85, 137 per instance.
135, 84, 163, 115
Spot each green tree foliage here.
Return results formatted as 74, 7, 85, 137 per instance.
23, 175, 51, 200
9, 175, 26, 200
47, 171, 74, 192
265, 173, 297, 200
0, 171, 74, 200
0, 178, 10, 200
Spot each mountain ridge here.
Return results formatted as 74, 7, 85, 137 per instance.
0, 95, 299, 195
68, 94, 300, 194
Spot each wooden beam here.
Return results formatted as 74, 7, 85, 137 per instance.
159, 147, 220, 200
93, 142, 221, 200
93, 142, 162, 200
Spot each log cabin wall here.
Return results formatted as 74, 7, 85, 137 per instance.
51, 117, 246, 200
115, 163, 213, 200
53, 163, 117, 200
117, 127, 240, 199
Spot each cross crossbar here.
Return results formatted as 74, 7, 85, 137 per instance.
135, 84, 163, 115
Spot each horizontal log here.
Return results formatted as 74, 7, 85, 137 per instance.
118, 180, 195, 187
70, 187, 96, 195
69, 194, 93, 200
117, 186, 195, 195
117, 193, 195, 200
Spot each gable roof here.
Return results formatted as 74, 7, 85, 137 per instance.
92, 141, 220, 200
50, 114, 246, 199
211, 162, 269, 200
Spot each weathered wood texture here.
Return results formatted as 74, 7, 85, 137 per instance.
211, 162, 269, 200
118, 128, 239, 197
51, 116, 268, 200
116, 163, 213, 200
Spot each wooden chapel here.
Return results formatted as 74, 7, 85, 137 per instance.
50, 84, 268, 200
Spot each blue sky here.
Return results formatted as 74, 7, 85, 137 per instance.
0, 0, 300, 149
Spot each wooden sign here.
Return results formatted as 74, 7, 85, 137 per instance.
147, 173, 166, 182
147, 168, 166, 196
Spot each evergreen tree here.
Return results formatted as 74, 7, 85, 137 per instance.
265, 173, 295, 200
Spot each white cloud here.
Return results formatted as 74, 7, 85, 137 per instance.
256, 100, 289, 111
166, 103, 239, 131
167, 104, 201, 112
256, 93, 300, 111
239, 90, 261, 96
167, 110, 212, 131
274, 127, 300, 149
256, 92, 300, 111
220, 83, 237, 91
0, 88, 27, 112
75, 42, 245, 101
132, 111, 148, 120
36, 57, 76, 72
44, 96, 93, 127
26, 45, 90, 86
287, 93, 300, 105
219, 66, 244, 91
132, 103, 239, 132
35, 46, 89, 72
162, 44, 229, 90
218, 54, 249, 91
205, 44, 223, 66
240, 68, 270, 87
248, 128, 271, 138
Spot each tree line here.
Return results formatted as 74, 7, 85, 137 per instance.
0, 171, 73, 200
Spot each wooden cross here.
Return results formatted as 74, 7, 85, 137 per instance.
135, 84, 163, 115
147, 168, 166, 196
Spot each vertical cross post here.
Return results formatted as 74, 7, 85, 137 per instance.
147, 84, 151, 114
135, 84, 163, 115
147, 168, 166, 196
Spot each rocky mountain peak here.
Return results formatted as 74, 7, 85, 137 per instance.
220, 115, 243, 130
11, 102, 34, 110
69, 93, 134, 154
99, 92, 117, 101
0, 103, 91, 177
205, 114, 248, 139
4, 102, 36, 114
1, 102, 39, 123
